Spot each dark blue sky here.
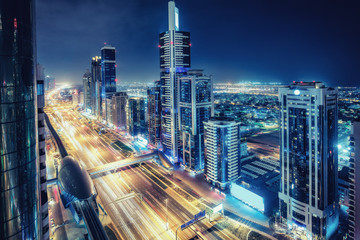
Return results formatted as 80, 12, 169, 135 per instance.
36, 0, 360, 86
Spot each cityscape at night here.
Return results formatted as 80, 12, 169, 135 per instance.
1, 0, 360, 240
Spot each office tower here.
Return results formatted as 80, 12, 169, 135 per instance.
79, 92, 84, 105
90, 56, 102, 118
0, 0, 40, 238
36, 64, 49, 239
278, 82, 338, 239
101, 45, 117, 122
72, 91, 79, 105
349, 120, 360, 240
127, 97, 146, 136
45, 75, 55, 91
112, 92, 128, 130
147, 80, 162, 148
178, 70, 214, 171
204, 118, 241, 189
83, 69, 91, 112
159, 1, 191, 161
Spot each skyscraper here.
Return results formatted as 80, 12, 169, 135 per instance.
349, 120, 360, 240
127, 97, 146, 136
36, 64, 49, 239
147, 80, 162, 148
112, 92, 128, 130
90, 56, 102, 118
278, 82, 338, 239
101, 45, 117, 122
204, 118, 241, 189
83, 69, 92, 112
159, 1, 191, 161
0, 0, 40, 238
45, 75, 55, 91
178, 70, 214, 171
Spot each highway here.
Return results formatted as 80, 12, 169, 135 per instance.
45, 95, 244, 239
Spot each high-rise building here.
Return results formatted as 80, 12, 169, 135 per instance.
127, 97, 146, 136
45, 75, 55, 91
159, 1, 191, 161
112, 92, 128, 130
83, 69, 92, 112
178, 70, 213, 171
36, 64, 49, 239
204, 118, 241, 189
349, 120, 360, 240
278, 82, 338, 239
90, 56, 102, 118
147, 80, 162, 148
101, 45, 117, 122
0, 0, 41, 238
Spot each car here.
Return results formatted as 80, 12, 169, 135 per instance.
50, 219, 55, 227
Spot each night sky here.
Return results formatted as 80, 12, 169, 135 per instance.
36, 0, 360, 86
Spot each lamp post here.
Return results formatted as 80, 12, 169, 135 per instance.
165, 198, 169, 230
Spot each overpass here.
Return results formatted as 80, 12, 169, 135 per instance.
87, 150, 173, 176
87, 152, 159, 176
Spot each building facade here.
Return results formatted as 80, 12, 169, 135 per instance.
349, 120, 360, 240
101, 45, 116, 122
127, 97, 146, 136
36, 64, 49, 239
83, 69, 91, 112
159, 1, 191, 161
278, 82, 338, 239
112, 92, 128, 130
204, 118, 241, 189
0, 0, 41, 238
147, 80, 162, 148
178, 70, 213, 171
45, 75, 55, 91
90, 56, 102, 118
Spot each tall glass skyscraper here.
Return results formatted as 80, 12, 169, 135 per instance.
159, 1, 191, 161
278, 82, 338, 239
101, 45, 116, 122
0, 0, 40, 238
83, 69, 91, 112
178, 70, 213, 171
127, 97, 146, 136
204, 118, 241, 189
147, 80, 162, 148
90, 56, 101, 118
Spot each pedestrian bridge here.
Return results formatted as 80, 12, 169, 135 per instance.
87, 151, 173, 176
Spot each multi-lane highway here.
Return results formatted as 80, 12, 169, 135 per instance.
45, 98, 245, 239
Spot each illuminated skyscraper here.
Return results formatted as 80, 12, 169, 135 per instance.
159, 1, 191, 161
127, 97, 146, 136
36, 64, 49, 239
45, 75, 55, 91
147, 81, 162, 147
178, 70, 213, 171
112, 92, 128, 130
90, 56, 102, 118
83, 69, 91, 112
0, 0, 41, 238
204, 118, 241, 189
278, 82, 338, 239
349, 120, 360, 240
101, 45, 117, 122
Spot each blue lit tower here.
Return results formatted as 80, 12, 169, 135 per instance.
127, 97, 146, 136
0, 0, 41, 238
101, 45, 117, 121
204, 118, 241, 189
178, 70, 214, 171
278, 82, 338, 239
159, 1, 191, 161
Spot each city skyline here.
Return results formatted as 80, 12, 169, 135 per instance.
37, 0, 360, 86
